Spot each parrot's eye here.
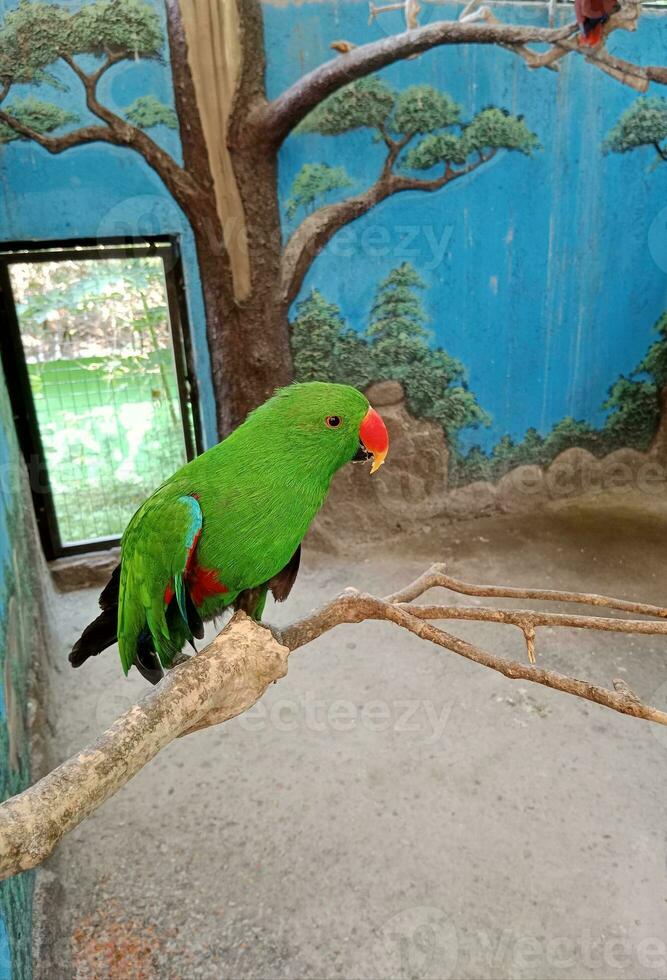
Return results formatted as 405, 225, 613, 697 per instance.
325, 415, 342, 429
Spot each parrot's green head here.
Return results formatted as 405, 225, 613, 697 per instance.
243, 381, 389, 481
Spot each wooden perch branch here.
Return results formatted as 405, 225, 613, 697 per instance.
2, 563, 667, 880
278, 565, 667, 726
0, 616, 289, 880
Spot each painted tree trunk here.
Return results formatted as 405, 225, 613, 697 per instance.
187, 202, 293, 438
166, 0, 293, 438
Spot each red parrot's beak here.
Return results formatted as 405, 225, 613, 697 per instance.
359, 406, 389, 475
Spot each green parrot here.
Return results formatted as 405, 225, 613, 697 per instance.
70, 382, 389, 683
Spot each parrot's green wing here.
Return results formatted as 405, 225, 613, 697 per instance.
118, 493, 204, 674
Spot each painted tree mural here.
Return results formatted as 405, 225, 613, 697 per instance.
283, 80, 538, 295
293, 268, 667, 486
0, 0, 664, 434
604, 96, 667, 163
453, 314, 667, 485
292, 262, 489, 448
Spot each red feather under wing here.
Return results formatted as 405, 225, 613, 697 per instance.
186, 561, 229, 606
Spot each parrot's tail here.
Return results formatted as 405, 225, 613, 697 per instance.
69, 564, 120, 667
69, 564, 165, 685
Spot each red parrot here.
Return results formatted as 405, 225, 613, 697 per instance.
575, 0, 618, 48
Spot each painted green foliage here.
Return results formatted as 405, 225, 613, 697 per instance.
292, 262, 489, 444
0, 98, 76, 143
286, 77, 539, 216
292, 270, 666, 485
0, 0, 175, 143
639, 311, 667, 386
453, 316, 665, 485
285, 164, 353, 219
604, 96, 667, 162
124, 94, 177, 131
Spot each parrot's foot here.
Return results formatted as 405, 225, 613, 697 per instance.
170, 651, 192, 668
267, 622, 284, 645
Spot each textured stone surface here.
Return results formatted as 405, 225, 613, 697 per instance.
366, 381, 405, 407
444, 481, 498, 519
496, 465, 548, 513
317, 386, 667, 543
600, 448, 651, 491
49, 550, 120, 593
544, 448, 602, 499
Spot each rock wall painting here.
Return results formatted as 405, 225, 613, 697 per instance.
294, 265, 667, 470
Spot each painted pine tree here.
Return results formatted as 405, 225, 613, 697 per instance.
290, 289, 372, 390
604, 97, 667, 163
365, 263, 433, 376
291, 262, 489, 452
365, 263, 489, 442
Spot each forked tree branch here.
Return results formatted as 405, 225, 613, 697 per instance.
0, 109, 118, 152
280, 150, 494, 308
60, 53, 203, 213
2, 564, 667, 880
89, 51, 127, 87
257, 1, 661, 148
259, 21, 576, 147
0, 53, 204, 217
468, 1, 652, 90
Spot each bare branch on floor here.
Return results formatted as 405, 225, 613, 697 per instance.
2, 561, 667, 880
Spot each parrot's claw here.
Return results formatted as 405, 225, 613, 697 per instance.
171, 651, 192, 668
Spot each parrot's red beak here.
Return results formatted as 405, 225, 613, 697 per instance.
359, 406, 389, 475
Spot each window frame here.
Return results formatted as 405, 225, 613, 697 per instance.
0, 235, 203, 560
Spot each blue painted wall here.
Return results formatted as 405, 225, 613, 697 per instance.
0, 0, 665, 969
265, 1, 667, 453
3, 0, 665, 460
0, 361, 41, 980
0, 0, 218, 449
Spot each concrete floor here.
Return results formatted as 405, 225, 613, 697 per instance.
37, 489, 667, 980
